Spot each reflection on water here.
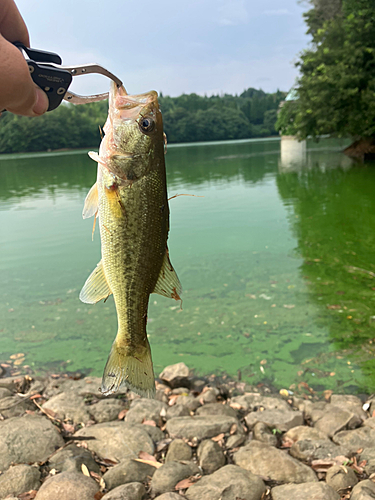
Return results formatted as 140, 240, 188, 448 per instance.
2, 137, 375, 394
280, 136, 306, 172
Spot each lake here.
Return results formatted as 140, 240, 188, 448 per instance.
1, 137, 375, 394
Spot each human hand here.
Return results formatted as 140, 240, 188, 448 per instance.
0, 0, 49, 116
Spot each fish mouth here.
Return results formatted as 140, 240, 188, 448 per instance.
108, 82, 158, 122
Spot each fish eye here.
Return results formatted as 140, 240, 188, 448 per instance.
139, 116, 155, 134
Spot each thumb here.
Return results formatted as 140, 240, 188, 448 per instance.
0, 35, 49, 116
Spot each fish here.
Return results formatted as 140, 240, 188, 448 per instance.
80, 83, 182, 397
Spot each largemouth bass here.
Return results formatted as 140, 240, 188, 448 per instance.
80, 83, 181, 397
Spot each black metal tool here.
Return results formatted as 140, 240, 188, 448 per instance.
14, 42, 123, 112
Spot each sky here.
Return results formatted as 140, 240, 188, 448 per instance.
17, 0, 310, 98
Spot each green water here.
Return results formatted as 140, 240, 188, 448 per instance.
1, 137, 375, 394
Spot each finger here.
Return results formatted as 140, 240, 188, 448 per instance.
0, 34, 49, 116
0, 0, 29, 45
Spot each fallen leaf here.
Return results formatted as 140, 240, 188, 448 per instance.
10, 353, 25, 360
63, 423, 75, 434
175, 476, 201, 490
18, 491, 37, 500
230, 423, 237, 435
134, 458, 162, 468
229, 403, 243, 410
143, 419, 157, 426
30, 394, 42, 400
283, 304, 295, 309
94, 492, 104, 500
117, 409, 128, 420
212, 433, 225, 442
260, 359, 267, 365
43, 408, 57, 418
139, 451, 157, 462
14, 358, 25, 366
327, 305, 341, 310
324, 390, 333, 401
81, 463, 90, 477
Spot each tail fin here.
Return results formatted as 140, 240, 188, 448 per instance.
101, 339, 155, 398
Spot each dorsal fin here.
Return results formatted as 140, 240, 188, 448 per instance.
152, 250, 182, 301
82, 183, 98, 219
79, 260, 112, 304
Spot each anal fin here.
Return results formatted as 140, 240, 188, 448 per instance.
152, 250, 182, 301
79, 260, 112, 304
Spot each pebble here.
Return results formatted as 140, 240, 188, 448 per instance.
196, 402, 238, 418
0, 414, 64, 470
351, 479, 375, 500
42, 391, 91, 423
245, 408, 304, 431
289, 439, 349, 462
48, 443, 101, 475
151, 460, 200, 496
166, 415, 239, 440
159, 362, 190, 388
271, 481, 340, 500
333, 426, 375, 451
233, 440, 318, 483
185, 464, 266, 500
197, 439, 226, 474
89, 398, 126, 423
0, 464, 40, 498
101, 482, 146, 500
74, 421, 154, 461
325, 464, 358, 491
34, 471, 99, 500
165, 438, 192, 462
103, 458, 156, 490
252, 421, 277, 446
125, 398, 167, 425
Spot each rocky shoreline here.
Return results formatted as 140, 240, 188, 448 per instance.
0, 362, 374, 500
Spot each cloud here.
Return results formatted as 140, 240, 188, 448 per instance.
217, 0, 249, 26
263, 9, 291, 16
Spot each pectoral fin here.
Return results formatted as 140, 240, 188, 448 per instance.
152, 250, 182, 301
79, 260, 112, 304
82, 183, 98, 219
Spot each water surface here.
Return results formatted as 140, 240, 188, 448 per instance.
1, 137, 375, 394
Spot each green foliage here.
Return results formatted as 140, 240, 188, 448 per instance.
277, 0, 375, 141
0, 89, 286, 154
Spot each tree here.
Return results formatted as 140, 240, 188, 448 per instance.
277, 0, 375, 144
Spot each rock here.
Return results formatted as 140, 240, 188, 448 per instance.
159, 363, 190, 388
289, 439, 350, 462
90, 399, 126, 423
350, 479, 375, 500
151, 460, 200, 496
233, 440, 317, 484
175, 395, 201, 412
325, 464, 358, 491
0, 376, 21, 391
166, 405, 190, 420
0, 396, 33, 418
185, 464, 265, 500
42, 392, 91, 424
332, 427, 375, 452
231, 394, 291, 412
45, 376, 103, 397
196, 403, 238, 418
226, 433, 246, 448
283, 425, 329, 444
166, 415, 239, 440
245, 409, 303, 432
0, 388, 12, 399
363, 417, 375, 429
165, 439, 192, 462
154, 494, 182, 500
271, 482, 339, 500
197, 439, 225, 474
74, 421, 154, 461
48, 443, 101, 475
135, 423, 165, 443
198, 388, 220, 404
313, 405, 360, 437
103, 458, 156, 490
0, 414, 64, 470
125, 398, 167, 425
101, 482, 145, 500
252, 422, 277, 446
359, 448, 375, 475
35, 471, 99, 500
0, 464, 40, 498
330, 395, 367, 422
